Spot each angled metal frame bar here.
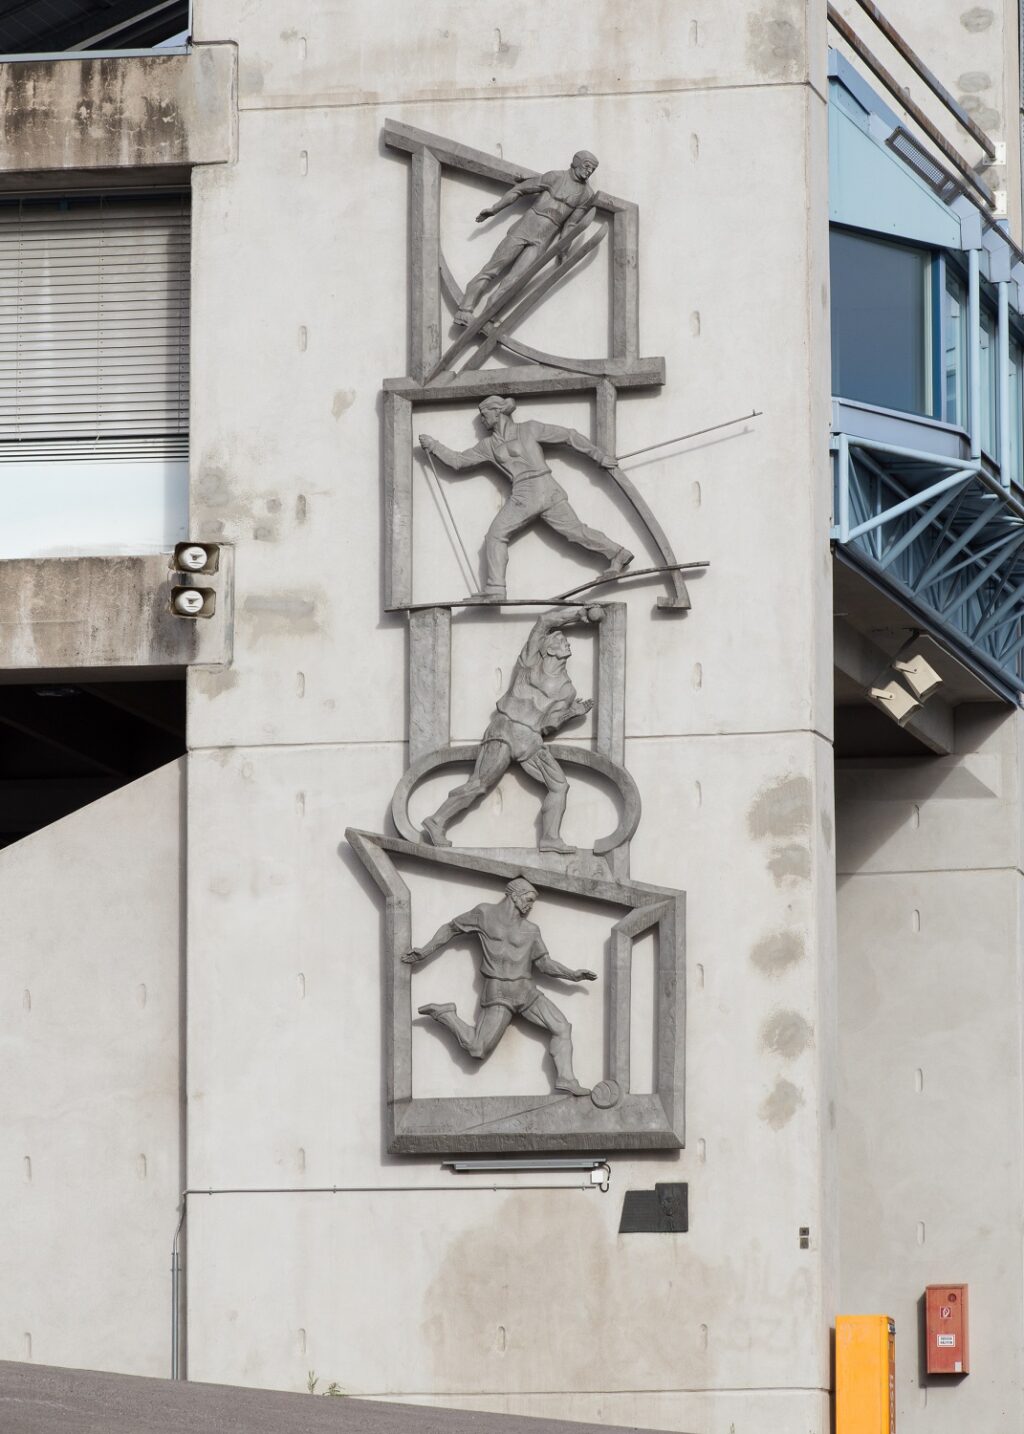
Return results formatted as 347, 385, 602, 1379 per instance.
915, 497, 1000, 588
879, 480, 964, 571
834, 432, 1024, 690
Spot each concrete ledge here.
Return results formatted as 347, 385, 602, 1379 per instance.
0, 44, 236, 173
0, 554, 232, 672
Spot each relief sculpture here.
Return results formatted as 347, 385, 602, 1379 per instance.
419, 395, 632, 602
404, 877, 598, 1097
347, 120, 694, 1153
452, 150, 600, 326
420, 604, 603, 854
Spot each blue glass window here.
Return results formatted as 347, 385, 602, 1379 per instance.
830, 228, 935, 417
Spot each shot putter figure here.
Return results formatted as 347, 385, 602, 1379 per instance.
454, 150, 600, 326
419, 395, 633, 601
421, 604, 601, 854
404, 876, 596, 1096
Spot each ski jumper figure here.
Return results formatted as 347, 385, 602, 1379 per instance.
419, 395, 633, 601
454, 150, 600, 326
403, 876, 597, 1096
420, 605, 602, 855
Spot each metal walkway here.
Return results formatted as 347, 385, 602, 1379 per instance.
833, 433, 1024, 695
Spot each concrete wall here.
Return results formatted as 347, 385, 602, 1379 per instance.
0, 760, 185, 1376
183, 3, 837, 1430
836, 706, 1024, 1431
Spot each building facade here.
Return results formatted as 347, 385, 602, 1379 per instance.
0, 3, 1022, 1432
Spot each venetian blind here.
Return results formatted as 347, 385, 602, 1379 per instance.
0, 194, 190, 448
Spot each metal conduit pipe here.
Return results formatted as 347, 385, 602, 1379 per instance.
170, 1167, 612, 1381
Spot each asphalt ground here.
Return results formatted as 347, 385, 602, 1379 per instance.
0, 1362, 661, 1434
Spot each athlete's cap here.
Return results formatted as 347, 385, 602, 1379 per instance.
506, 877, 538, 902
572, 150, 598, 169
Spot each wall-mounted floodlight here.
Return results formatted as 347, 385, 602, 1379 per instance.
868, 678, 921, 726
173, 541, 220, 575
171, 586, 216, 618
891, 645, 943, 703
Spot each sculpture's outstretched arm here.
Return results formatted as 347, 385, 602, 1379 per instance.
476, 175, 548, 222
521, 604, 603, 663
526, 420, 617, 471
418, 435, 490, 472
402, 912, 475, 964
535, 954, 598, 982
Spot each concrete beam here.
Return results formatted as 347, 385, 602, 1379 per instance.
834, 617, 954, 755
0, 45, 235, 174
0, 555, 231, 673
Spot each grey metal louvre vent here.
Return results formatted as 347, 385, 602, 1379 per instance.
886, 126, 963, 203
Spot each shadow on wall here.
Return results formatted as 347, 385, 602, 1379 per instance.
0, 678, 185, 847
835, 703, 1011, 876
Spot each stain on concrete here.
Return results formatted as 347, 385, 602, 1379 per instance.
820, 808, 833, 852
295, 495, 308, 523
266, 498, 282, 514
960, 6, 994, 31
759, 1078, 804, 1129
957, 70, 991, 92
242, 592, 319, 638
767, 841, 811, 885
746, 12, 801, 80
421, 1195, 698, 1389
252, 525, 276, 542
748, 773, 812, 841
0, 55, 206, 168
196, 464, 234, 510
958, 100, 1000, 127
332, 388, 356, 420
190, 666, 239, 697
762, 1010, 813, 1059
751, 929, 805, 977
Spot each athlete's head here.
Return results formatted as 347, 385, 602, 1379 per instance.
479, 394, 516, 431
506, 876, 538, 914
571, 150, 598, 180
541, 630, 572, 661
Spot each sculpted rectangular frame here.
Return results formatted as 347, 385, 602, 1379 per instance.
347, 829, 686, 1154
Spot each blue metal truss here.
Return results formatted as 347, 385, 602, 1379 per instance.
833, 433, 1024, 692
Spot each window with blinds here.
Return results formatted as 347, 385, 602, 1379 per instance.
0, 193, 190, 457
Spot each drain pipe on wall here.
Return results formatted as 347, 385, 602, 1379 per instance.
170, 1162, 612, 1380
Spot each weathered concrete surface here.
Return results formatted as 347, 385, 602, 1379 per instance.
0, 764, 184, 1375
0, 1360, 670, 1434
836, 707, 1024, 1432
0, 46, 236, 173
0, 556, 231, 672
194, 0, 828, 111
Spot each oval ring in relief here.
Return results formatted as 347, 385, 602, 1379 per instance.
390, 743, 642, 856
